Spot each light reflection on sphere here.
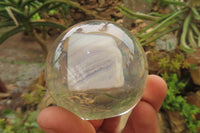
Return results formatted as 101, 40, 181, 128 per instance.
46, 20, 148, 120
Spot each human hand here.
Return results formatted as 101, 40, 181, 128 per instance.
37, 75, 167, 133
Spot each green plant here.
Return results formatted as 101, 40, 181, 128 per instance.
150, 50, 190, 74
162, 74, 200, 133
0, 82, 46, 132
0, 0, 68, 56
0, 0, 103, 57
0, 109, 44, 133
22, 84, 45, 106
118, 0, 200, 53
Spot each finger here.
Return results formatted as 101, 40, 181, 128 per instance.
97, 116, 121, 133
123, 101, 158, 133
142, 74, 167, 112
37, 106, 96, 133
89, 119, 104, 130
123, 75, 167, 133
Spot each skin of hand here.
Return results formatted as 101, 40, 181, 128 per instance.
37, 75, 167, 133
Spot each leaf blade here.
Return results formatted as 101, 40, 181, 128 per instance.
0, 26, 25, 44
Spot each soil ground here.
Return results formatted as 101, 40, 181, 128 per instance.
0, 32, 57, 89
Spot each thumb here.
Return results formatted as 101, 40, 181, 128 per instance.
37, 106, 96, 133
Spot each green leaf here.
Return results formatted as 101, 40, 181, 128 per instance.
30, 12, 41, 20
21, 0, 40, 8
0, 21, 15, 28
137, 13, 172, 36
162, 0, 186, 6
0, 26, 25, 44
140, 9, 186, 42
28, 1, 51, 19
118, 5, 158, 21
9, 6, 26, 17
8, 0, 17, 4
0, 2, 12, 7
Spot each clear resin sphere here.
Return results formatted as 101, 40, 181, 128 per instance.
46, 20, 148, 120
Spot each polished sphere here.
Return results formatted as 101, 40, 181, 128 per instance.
46, 20, 148, 120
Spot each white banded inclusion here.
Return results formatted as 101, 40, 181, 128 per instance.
46, 20, 148, 120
